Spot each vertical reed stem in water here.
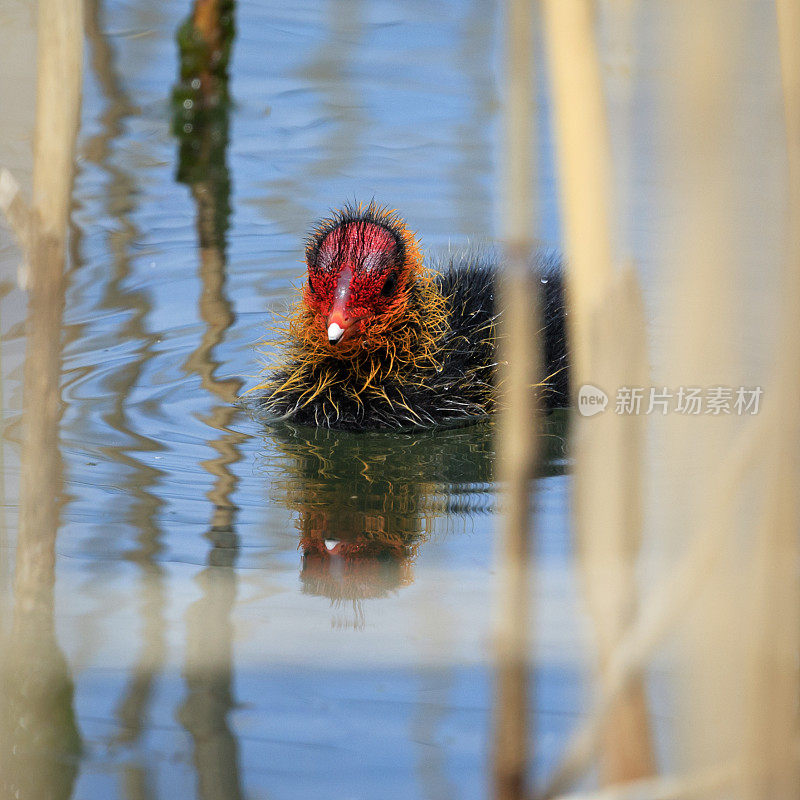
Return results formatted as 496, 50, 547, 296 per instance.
541, 0, 653, 789
17, 0, 83, 613
1, 1, 84, 795
492, 1, 540, 798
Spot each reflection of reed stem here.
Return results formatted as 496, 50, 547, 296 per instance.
15, 233, 63, 611
174, 0, 235, 115
173, 4, 245, 796
194, 0, 228, 47
84, 2, 168, 775
492, 2, 539, 798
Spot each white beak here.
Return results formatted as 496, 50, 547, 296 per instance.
327, 322, 344, 343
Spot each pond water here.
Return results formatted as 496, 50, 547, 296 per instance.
0, 1, 592, 798
0, 0, 787, 798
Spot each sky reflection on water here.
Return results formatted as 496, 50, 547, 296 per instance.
0, 1, 589, 797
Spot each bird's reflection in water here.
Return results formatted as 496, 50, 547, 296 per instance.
266, 412, 569, 627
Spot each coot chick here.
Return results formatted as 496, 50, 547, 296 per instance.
254, 202, 569, 430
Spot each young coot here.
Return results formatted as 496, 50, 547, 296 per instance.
254, 201, 569, 430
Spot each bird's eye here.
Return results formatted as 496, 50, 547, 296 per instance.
307, 277, 316, 295
380, 271, 397, 297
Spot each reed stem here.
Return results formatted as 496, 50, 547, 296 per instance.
492, 1, 540, 798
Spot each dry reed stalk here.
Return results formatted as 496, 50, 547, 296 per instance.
575, 268, 653, 786
492, 1, 539, 798
540, 0, 653, 788
551, 742, 800, 800
739, 3, 800, 798
540, 411, 765, 798
540, 0, 614, 380
543, 3, 794, 794
0, 0, 84, 793
551, 760, 738, 800
598, 0, 637, 257
31, 0, 84, 240
15, 0, 84, 614
650, 4, 753, 786
536, 4, 792, 797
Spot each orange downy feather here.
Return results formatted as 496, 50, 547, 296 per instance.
252, 215, 451, 424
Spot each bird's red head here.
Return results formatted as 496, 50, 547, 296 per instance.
303, 203, 422, 350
